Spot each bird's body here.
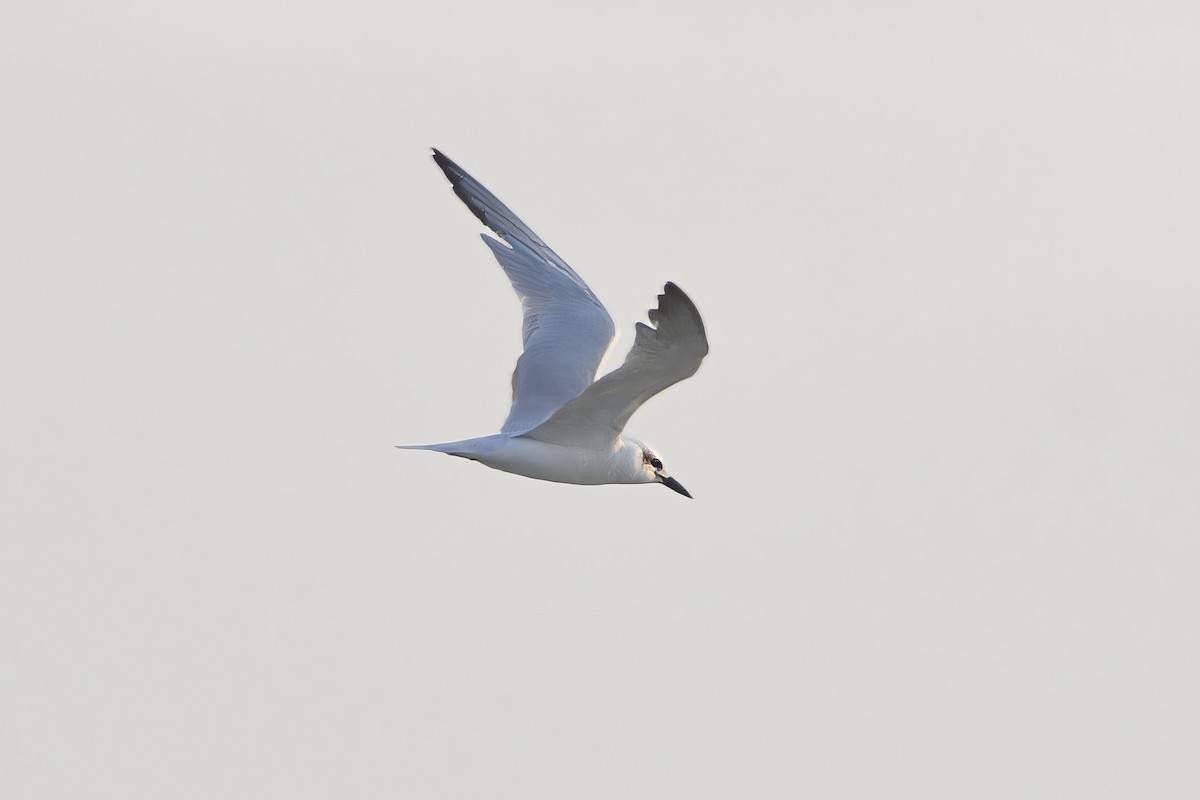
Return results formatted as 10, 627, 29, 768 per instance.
401, 435, 650, 486
400, 150, 708, 498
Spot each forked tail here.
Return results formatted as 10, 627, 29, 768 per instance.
395, 435, 503, 460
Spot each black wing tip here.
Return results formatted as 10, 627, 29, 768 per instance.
431, 149, 492, 228
656, 281, 692, 310
431, 148, 468, 187
662, 282, 692, 306
431, 148, 460, 182
651, 281, 707, 339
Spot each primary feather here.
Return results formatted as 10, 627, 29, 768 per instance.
432, 149, 616, 434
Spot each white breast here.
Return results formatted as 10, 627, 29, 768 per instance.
472, 436, 642, 486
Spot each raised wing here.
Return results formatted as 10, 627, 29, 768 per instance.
525, 282, 708, 448
433, 150, 616, 435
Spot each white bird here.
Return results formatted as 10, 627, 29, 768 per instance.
398, 150, 709, 498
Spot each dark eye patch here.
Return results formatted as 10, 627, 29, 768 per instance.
651, 458, 663, 469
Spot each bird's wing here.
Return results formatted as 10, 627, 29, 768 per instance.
524, 282, 708, 448
433, 150, 616, 435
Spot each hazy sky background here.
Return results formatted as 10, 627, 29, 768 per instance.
4, 2, 1198, 797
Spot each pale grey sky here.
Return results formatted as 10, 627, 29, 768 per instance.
3, 2, 1198, 797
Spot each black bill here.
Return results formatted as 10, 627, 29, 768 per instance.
660, 475, 693, 499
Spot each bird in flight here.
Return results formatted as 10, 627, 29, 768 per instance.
398, 150, 709, 498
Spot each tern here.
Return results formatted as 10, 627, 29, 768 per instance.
398, 150, 709, 498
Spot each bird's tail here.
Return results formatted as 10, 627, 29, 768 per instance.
395, 442, 462, 454
395, 436, 499, 460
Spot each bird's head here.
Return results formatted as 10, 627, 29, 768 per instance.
626, 440, 692, 498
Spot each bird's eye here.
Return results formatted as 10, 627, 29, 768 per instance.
651, 458, 663, 469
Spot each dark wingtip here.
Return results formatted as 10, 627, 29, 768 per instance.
431, 150, 490, 227
431, 148, 455, 178
653, 281, 706, 339
431, 148, 449, 171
